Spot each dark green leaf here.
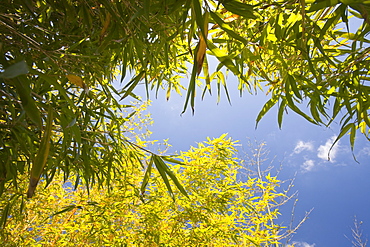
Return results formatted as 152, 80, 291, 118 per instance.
0, 61, 29, 79
221, 0, 256, 19
256, 96, 278, 128
140, 158, 153, 195
14, 76, 42, 129
210, 11, 248, 45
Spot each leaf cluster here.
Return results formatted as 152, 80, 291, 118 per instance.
1, 0, 370, 215
0, 135, 297, 246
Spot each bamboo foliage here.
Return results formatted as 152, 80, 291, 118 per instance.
1, 135, 301, 246
0, 0, 369, 227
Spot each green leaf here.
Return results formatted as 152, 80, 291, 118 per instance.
310, 100, 322, 123
329, 122, 353, 160
0, 203, 10, 228
285, 94, 318, 125
13, 76, 42, 129
27, 105, 54, 198
221, 0, 256, 19
0, 61, 29, 79
307, 0, 340, 12
153, 155, 173, 198
182, 48, 198, 114
287, 74, 302, 100
153, 155, 188, 199
210, 11, 248, 45
277, 99, 286, 129
51, 205, 79, 216
160, 156, 186, 166
140, 158, 153, 196
206, 40, 241, 76
192, 0, 205, 37
120, 71, 145, 100
256, 96, 278, 128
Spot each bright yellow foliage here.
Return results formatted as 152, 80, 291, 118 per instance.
1, 134, 292, 246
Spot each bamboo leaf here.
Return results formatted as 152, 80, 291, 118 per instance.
0, 203, 10, 228
206, 40, 241, 76
14, 76, 42, 129
153, 155, 173, 198
0, 60, 28, 79
100, 13, 111, 40
329, 122, 353, 160
66, 74, 86, 89
140, 158, 153, 195
182, 52, 198, 114
278, 99, 286, 129
120, 71, 145, 100
153, 155, 188, 198
221, 0, 256, 19
39, 75, 76, 110
196, 10, 209, 75
27, 105, 54, 198
192, 0, 205, 37
210, 11, 248, 45
307, 0, 340, 12
256, 96, 278, 128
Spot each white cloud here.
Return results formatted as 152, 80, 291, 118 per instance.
317, 136, 339, 162
358, 146, 370, 157
293, 141, 314, 154
301, 159, 315, 173
292, 241, 316, 247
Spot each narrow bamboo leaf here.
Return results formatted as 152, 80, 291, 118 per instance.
349, 122, 356, 152
307, 0, 340, 12
329, 97, 342, 125
256, 96, 278, 128
182, 51, 198, 114
71, 124, 81, 144
277, 99, 286, 129
100, 13, 111, 40
221, 0, 256, 19
221, 75, 232, 105
27, 105, 54, 198
329, 122, 354, 160
288, 75, 302, 100
210, 11, 248, 45
154, 155, 188, 198
0, 60, 28, 79
286, 95, 318, 125
160, 156, 186, 166
202, 54, 212, 98
196, 36, 207, 75
74, 174, 80, 190
66, 37, 87, 52
140, 158, 153, 195
196, 10, 209, 75
120, 52, 128, 83
207, 40, 240, 76
153, 155, 174, 198
192, 0, 205, 38
120, 71, 145, 100
320, 7, 341, 38
51, 205, 78, 216
14, 76, 42, 129
312, 37, 337, 66
0, 203, 10, 228
310, 100, 322, 123
39, 75, 76, 110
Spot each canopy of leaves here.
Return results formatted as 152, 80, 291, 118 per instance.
1, 0, 370, 209
1, 135, 299, 246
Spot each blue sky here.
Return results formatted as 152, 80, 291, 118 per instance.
129, 75, 370, 246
